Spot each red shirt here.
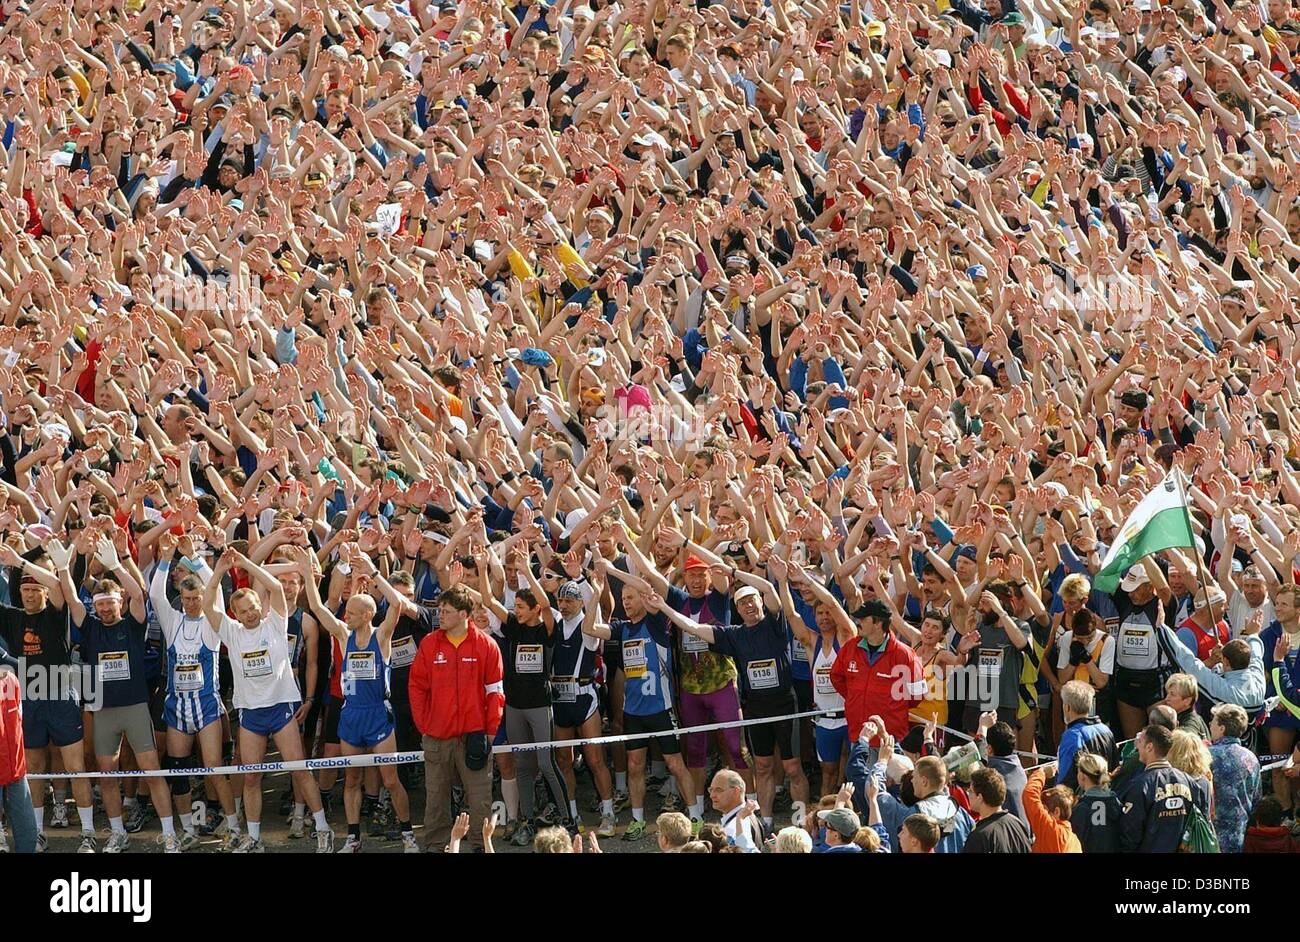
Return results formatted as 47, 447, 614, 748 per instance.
1178, 616, 1231, 664
0, 670, 25, 786
408, 625, 504, 740
830, 632, 924, 742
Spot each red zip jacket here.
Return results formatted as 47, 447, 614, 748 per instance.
0, 669, 25, 786
830, 633, 925, 743
408, 625, 504, 740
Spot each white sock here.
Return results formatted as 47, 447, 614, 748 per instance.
690, 798, 704, 819
226, 814, 241, 835
161, 818, 176, 838
568, 800, 578, 820
632, 807, 645, 822
109, 816, 126, 835
293, 802, 306, 820
651, 760, 667, 778
248, 821, 261, 840
313, 809, 328, 831
601, 799, 614, 816
180, 813, 193, 834
501, 777, 520, 820
614, 772, 627, 791
78, 807, 94, 832
33, 806, 44, 833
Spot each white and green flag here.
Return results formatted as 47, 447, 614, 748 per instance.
1093, 472, 1196, 593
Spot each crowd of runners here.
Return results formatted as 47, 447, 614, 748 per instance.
0, 0, 1299, 855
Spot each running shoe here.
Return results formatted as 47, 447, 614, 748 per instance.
157, 834, 182, 854
288, 815, 306, 839
230, 835, 265, 853
536, 803, 560, 827
316, 828, 336, 853
622, 818, 646, 842
596, 814, 617, 838
50, 802, 70, 829
369, 802, 392, 837
612, 789, 630, 813
337, 835, 363, 854
104, 831, 130, 853
500, 818, 521, 842
177, 831, 201, 852
123, 801, 151, 834
77, 832, 97, 853
510, 822, 535, 847
35, 833, 48, 853
220, 831, 241, 852
660, 792, 685, 813
401, 833, 420, 854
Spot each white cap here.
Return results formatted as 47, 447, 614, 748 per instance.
1119, 567, 1150, 592
559, 508, 588, 540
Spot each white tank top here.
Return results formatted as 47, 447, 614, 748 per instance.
217, 610, 302, 710
812, 637, 846, 730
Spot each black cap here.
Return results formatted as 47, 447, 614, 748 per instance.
853, 598, 892, 624
899, 727, 926, 754
1120, 390, 1149, 410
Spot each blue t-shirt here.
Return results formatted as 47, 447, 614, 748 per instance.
609, 611, 675, 717
80, 613, 150, 710
711, 611, 794, 702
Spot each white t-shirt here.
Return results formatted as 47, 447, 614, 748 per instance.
1053, 628, 1116, 676
217, 609, 302, 710
1227, 591, 1274, 639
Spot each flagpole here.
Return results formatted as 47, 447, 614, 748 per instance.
1172, 469, 1215, 620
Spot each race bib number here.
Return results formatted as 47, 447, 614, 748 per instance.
241, 649, 272, 679
390, 636, 417, 669
515, 644, 544, 674
100, 652, 131, 683
174, 662, 204, 693
746, 658, 779, 690
1120, 627, 1152, 658
287, 634, 300, 662
623, 640, 648, 679
791, 640, 809, 662
814, 665, 835, 696
551, 676, 578, 703
682, 631, 709, 654
977, 648, 1003, 681
347, 651, 378, 681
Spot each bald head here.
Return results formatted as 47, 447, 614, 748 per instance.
708, 769, 745, 813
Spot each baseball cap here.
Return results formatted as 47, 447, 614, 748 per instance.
899, 726, 926, 755
1119, 566, 1150, 592
1192, 587, 1227, 611
1001, 11, 1025, 25
1120, 390, 1149, 410
816, 807, 862, 839
683, 555, 709, 571
734, 585, 761, 605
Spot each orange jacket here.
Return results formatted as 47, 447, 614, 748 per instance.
1024, 768, 1082, 854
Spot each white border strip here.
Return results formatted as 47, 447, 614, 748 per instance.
27, 709, 830, 779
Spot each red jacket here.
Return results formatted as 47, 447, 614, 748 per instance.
0, 669, 25, 786
408, 626, 504, 740
830, 633, 924, 743
1243, 826, 1300, 853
